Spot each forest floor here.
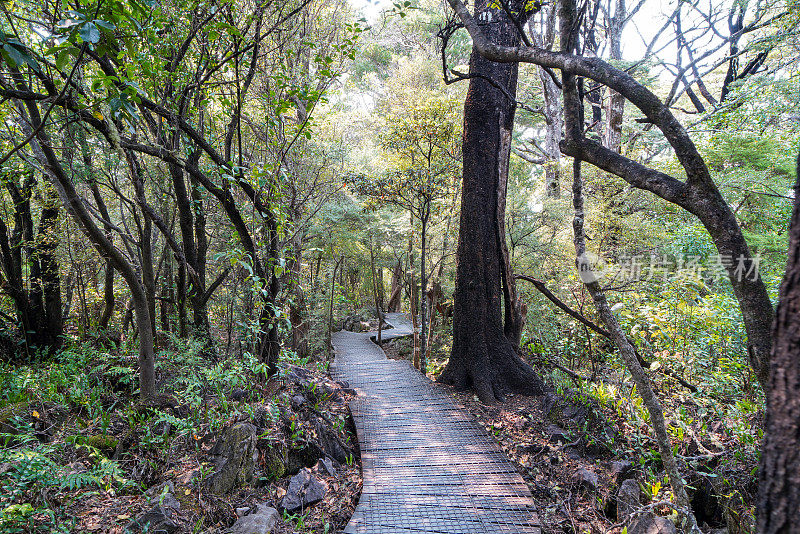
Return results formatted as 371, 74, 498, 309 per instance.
0, 338, 365, 533
382, 329, 761, 534
0, 316, 761, 534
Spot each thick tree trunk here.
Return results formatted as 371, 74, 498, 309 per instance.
444, 0, 775, 392
757, 153, 800, 533
38, 200, 62, 349
439, 0, 545, 404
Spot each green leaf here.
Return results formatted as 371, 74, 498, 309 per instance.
55, 48, 74, 71
79, 22, 100, 44
2, 43, 28, 67
94, 20, 116, 31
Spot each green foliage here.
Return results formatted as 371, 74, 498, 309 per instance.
0, 435, 132, 533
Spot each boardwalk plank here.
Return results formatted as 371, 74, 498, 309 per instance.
331, 313, 540, 534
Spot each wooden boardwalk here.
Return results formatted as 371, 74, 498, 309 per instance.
331, 313, 540, 534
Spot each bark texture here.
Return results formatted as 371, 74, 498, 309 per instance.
439, 0, 545, 403
757, 153, 800, 534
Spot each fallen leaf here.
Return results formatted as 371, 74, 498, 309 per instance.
184, 489, 191, 495
276, 487, 286, 498
116, 514, 130, 520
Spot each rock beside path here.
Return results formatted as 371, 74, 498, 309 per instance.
280, 468, 328, 512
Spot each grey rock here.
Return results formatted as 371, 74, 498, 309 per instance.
291, 395, 306, 410
280, 468, 328, 512
573, 468, 598, 491
287, 442, 324, 475
229, 388, 249, 402
207, 423, 258, 494
126, 495, 180, 534
562, 404, 587, 425
284, 366, 312, 386
226, 504, 279, 534
314, 420, 350, 464
616, 479, 641, 522
145, 481, 175, 499
159, 493, 181, 513
629, 514, 677, 534
253, 405, 273, 429
236, 506, 251, 517
313, 457, 337, 477
610, 460, 633, 482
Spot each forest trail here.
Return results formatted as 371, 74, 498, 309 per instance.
331, 314, 541, 534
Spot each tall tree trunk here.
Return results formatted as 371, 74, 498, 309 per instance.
411, 267, 420, 369
498, 124, 526, 347
758, 153, 800, 533
603, 0, 625, 153
161, 251, 173, 334
327, 255, 343, 359
23, 101, 156, 400
445, 0, 774, 392
420, 214, 428, 373
38, 197, 62, 349
370, 234, 385, 345
289, 240, 310, 359
129, 152, 157, 338
83, 134, 116, 331
530, 4, 562, 197
387, 261, 402, 312
439, 0, 545, 404
562, 8, 697, 523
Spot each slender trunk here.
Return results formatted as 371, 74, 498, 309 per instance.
572, 159, 697, 532
561, 4, 696, 528
161, 252, 173, 334
327, 255, 343, 359
289, 242, 310, 358
23, 100, 156, 400
370, 234, 384, 345
387, 261, 402, 312
177, 262, 187, 337
603, 1, 625, 153
129, 152, 157, 338
420, 215, 428, 374
411, 267, 420, 369
498, 121, 525, 347
38, 200, 62, 349
99, 263, 115, 329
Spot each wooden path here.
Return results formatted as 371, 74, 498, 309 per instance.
331, 313, 540, 534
